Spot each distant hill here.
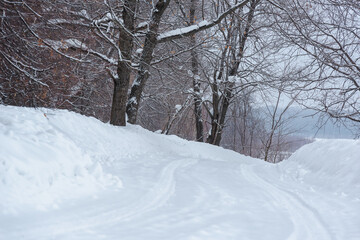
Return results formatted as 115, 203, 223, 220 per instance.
285, 107, 356, 139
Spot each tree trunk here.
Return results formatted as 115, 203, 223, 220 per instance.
110, 0, 136, 126
190, 0, 204, 142
206, 79, 220, 145
110, 73, 129, 126
126, 0, 170, 124
214, 83, 234, 145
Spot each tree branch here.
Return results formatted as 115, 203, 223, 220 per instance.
157, 0, 250, 43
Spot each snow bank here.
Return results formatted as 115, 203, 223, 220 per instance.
281, 139, 360, 197
0, 106, 121, 214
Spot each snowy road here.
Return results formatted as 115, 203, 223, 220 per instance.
2, 155, 359, 240
1, 106, 359, 240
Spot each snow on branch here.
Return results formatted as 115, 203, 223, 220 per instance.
0, 50, 49, 87
157, 0, 250, 43
46, 39, 117, 65
47, 18, 89, 27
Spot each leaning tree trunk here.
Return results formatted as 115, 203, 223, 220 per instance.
126, 0, 170, 124
110, 0, 136, 126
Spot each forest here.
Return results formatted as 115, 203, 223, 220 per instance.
1, 0, 359, 162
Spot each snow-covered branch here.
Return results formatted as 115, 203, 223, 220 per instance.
0, 50, 49, 87
46, 39, 117, 65
157, 0, 250, 43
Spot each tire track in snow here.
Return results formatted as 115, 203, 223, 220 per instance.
3, 157, 198, 240
110, 158, 198, 222
241, 164, 334, 240
23, 157, 199, 239
80, 158, 198, 224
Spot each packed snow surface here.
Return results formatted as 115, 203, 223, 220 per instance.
0, 106, 359, 240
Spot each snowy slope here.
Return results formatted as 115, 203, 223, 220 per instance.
0, 105, 359, 240
282, 139, 360, 197
0, 106, 122, 214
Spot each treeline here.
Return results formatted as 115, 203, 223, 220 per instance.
1, 0, 359, 162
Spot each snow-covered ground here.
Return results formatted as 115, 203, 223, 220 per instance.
0, 105, 359, 240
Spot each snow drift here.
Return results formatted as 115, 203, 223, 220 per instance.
282, 139, 360, 197
0, 106, 121, 214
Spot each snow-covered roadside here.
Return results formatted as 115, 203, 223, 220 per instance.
281, 139, 360, 197
0, 106, 359, 240
0, 106, 121, 214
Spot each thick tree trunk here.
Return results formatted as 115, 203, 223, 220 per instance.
110, 71, 130, 126
110, 0, 136, 126
126, 0, 170, 124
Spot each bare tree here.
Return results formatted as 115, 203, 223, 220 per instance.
196, 0, 260, 146
259, 87, 298, 163
126, 0, 251, 125
0, 1, 51, 106
270, 0, 360, 124
0, 0, 113, 119
19, 0, 251, 127
221, 89, 264, 158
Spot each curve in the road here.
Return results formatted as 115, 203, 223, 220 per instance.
240, 164, 334, 240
